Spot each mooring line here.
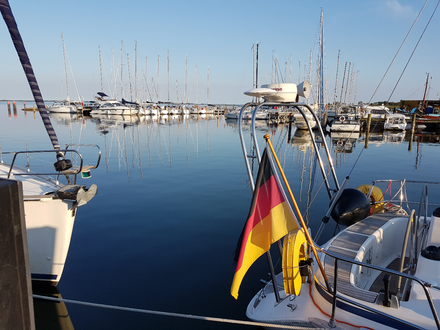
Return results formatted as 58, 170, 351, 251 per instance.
33, 294, 324, 330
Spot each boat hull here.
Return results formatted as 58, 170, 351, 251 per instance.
25, 197, 76, 284
1, 163, 77, 285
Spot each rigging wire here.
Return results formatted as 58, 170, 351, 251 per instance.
367, 0, 428, 105
387, 0, 439, 102
349, 0, 436, 177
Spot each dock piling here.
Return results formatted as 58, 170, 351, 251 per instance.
0, 179, 35, 330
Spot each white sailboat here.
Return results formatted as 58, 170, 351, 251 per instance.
47, 34, 80, 114
236, 81, 440, 330
1, 4, 101, 285
0, 148, 100, 284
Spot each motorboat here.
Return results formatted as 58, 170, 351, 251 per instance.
329, 114, 361, 132
363, 104, 391, 119
0, 146, 101, 284
384, 114, 407, 131
235, 96, 440, 330
90, 101, 137, 116
328, 105, 362, 132
47, 100, 77, 113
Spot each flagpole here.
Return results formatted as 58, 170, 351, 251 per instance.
264, 134, 330, 289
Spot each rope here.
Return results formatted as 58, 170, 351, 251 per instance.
33, 294, 325, 330
0, 0, 62, 157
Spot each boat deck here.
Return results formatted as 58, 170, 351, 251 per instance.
323, 213, 406, 303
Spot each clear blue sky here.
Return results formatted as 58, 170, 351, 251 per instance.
1, 0, 439, 105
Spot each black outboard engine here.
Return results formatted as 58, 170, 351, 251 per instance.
331, 188, 370, 227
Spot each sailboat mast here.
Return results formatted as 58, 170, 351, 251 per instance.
289, 54, 292, 83
421, 72, 429, 112
135, 41, 137, 102
207, 68, 209, 105
256, 43, 259, 88
333, 50, 340, 106
157, 55, 160, 101
167, 50, 170, 103
354, 71, 359, 104
112, 47, 117, 98
176, 80, 180, 103
185, 55, 188, 104
339, 62, 347, 104
62, 33, 70, 101
318, 9, 324, 111
196, 65, 198, 105
127, 53, 133, 101
344, 62, 351, 104
272, 50, 274, 83
99, 45, 103, 93
120, 40, 124, 99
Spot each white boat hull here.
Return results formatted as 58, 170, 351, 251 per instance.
1, 164, 76, 284
47, 104, 77, 113
25, 197, 76, 283
293, 113, 317, 129
247, 213, 440, 329
330, 122, 361, 132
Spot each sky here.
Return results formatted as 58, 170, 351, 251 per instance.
0, 0, 439, 105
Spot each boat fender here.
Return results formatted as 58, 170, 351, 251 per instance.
356, 185, 384, 214
331, 188, 370, 226
339, 116, 345, 122
282, 229, 307, 296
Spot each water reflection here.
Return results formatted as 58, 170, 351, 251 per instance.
2, 102, 440, 329
330, 131, 360, 154
33, 284, 74, 330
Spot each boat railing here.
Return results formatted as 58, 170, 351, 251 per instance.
65, 144, 102, 171
238, 101, 339, 199
3, 144, 101, 184
317, 246, 440, 329
367, 179, 440, 213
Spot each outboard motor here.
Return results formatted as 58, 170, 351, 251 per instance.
331, 188, 370, 226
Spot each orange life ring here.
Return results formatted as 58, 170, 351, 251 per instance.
339, 116, 345, 122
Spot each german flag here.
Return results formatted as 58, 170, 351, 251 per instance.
231, 147, 299, 299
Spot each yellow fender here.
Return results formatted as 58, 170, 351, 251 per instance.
282, 229, 308, 296
356, 185, 384, 214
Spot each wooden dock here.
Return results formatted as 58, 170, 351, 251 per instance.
0, 178, 35, 330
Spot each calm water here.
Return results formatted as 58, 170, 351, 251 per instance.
2, 101, 440, 329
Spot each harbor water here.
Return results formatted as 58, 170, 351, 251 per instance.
1, 101, 440, 329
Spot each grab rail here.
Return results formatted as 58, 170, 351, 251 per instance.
6, 149, 83, 178
317, 246, 440, 329
238, 101, 339, 199
65, 144, 101, 170
3, 144, 101, 185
